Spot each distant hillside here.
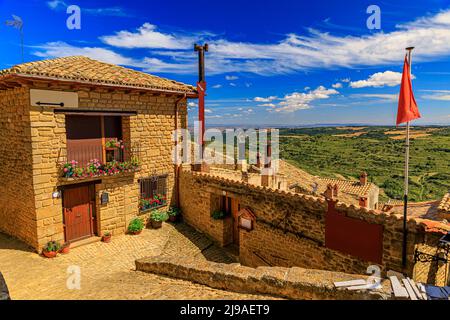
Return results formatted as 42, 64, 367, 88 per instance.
279, 126, 450, 202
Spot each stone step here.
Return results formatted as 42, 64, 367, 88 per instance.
69, 236, 102, 249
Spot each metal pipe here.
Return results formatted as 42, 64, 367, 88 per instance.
174, 93, 186, 207
194, 44, 208, 164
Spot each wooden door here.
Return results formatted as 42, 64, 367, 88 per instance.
231, 199, 240, 246
63, 184, 96, 242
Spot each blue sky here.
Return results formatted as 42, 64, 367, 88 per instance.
1, 0, 450, 126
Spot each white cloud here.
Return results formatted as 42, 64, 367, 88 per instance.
422, 93, 450, 101
225, 75, 239, 81
332, 83, 343, 89
32, 41, 144, 67
205, 108, 213, 113
341, 78, 351, 83
258, 103, 276, 108
274, 86, 339, 113
253, 96, 278, 102
101, 23, 194, 49
212, 84, 222, 89
349, 71, 415, 88
34, 10, 450, 75
351, 94, 398, 102
229, 83, 237, 87
47, 1, 129, 17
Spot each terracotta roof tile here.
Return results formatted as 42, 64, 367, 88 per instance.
0, 56, 196, 94
318, 178, 376, 197
438, 193, 450, 213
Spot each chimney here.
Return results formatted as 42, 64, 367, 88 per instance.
333, 184, 339, 197
359, 172, 368, 185
324, 183, 334, 200
359, 197, 368, 208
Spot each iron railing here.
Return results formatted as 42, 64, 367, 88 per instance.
59, 141, 141, 179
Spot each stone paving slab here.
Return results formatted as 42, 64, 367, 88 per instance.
0, 223, 274, 300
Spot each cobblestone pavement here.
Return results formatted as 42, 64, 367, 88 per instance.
0, 223, 275, 300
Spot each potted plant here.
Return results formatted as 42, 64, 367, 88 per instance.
42, 241, 61, 258
59, 242, 71, 254
211, 210, 227, 220
168, 206, 181, 223
149, 210, 169, 229
128, 218, 145, 235
102, 232, 112, 243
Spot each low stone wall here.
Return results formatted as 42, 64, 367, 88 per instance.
135, 255, 391, 300
179, 169, 450, 285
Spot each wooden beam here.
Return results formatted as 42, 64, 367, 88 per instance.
100, 116, 106, 163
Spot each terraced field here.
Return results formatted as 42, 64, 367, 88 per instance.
279, 126, 450, 202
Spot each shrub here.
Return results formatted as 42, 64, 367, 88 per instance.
168, 206, 181, 217
127, 218, 144, 233
150, 210, 169, 222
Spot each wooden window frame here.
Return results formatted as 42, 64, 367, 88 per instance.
65, 115, 123, 165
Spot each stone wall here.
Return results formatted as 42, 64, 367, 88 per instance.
1, 83, 187, 251
179, 169, 449, 285
0, 87, 37, 248
135, 255, 392, 300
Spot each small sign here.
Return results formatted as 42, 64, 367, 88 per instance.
238, 208, 256, 231
30, 89, 78, 108
101, 192, 109, 205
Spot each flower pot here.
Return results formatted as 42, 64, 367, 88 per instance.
130, 230, 142, 235
43, 250, 58, 258
59, 245, 70, 254
102, 235, 112, 243
169, 215, 178, 223
150, 219, 163, 229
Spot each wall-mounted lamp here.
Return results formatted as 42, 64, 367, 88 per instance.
52, 191, 61, 199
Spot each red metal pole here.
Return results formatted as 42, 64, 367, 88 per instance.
197, 81, 206, 149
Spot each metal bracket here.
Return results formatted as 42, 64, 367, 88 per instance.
414, 249, 448, 264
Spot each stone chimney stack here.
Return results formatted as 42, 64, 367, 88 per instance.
333, 184, 339, 197
324, 184, 334, 200
359, 172, 368, 185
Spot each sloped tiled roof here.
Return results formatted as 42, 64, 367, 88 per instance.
0, 56, 196, 94
439, 193, 450, 213
318, 177, 377, 197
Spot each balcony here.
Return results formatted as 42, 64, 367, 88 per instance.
59, 139, 140, 180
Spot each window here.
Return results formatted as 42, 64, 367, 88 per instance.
139, 175, 168, 212
65, 115, 123, 166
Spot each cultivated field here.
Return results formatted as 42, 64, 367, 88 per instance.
279, 126, 450, 202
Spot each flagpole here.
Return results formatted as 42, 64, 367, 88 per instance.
402, 46, 414, 268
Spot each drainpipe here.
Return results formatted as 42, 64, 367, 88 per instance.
174, 93, 186, 207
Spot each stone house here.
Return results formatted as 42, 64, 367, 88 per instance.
0, 56, 196, 251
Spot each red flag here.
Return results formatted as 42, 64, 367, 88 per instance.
396, 56, 421, 125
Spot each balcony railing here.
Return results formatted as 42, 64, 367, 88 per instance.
59, 141, 140, 180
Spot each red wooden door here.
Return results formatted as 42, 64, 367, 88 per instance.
63, 184, 96, 242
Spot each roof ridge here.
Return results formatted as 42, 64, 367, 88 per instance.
0, 56, 196, 94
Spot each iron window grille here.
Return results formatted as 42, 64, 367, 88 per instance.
139, 174, 168, 212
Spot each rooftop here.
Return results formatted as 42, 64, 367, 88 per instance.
0, 56, 196, 95
317, 177, 377, 198
438, 193, 450, 213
